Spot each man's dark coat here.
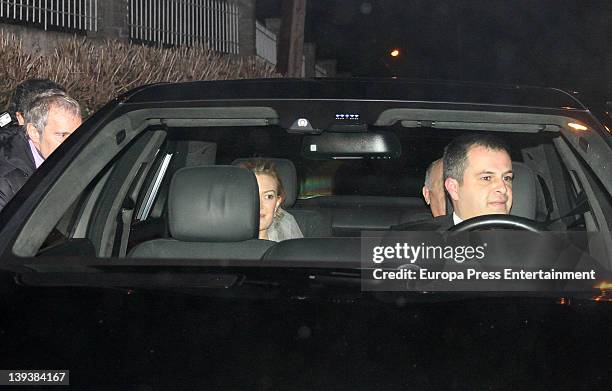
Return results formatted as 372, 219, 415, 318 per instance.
0, 126, 36, 211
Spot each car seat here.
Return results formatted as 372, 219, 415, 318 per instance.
129, 166, 274, 259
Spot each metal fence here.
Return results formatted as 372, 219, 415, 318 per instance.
129, 0, 239, 53
0, 0, 97, 31
256, 20, 324, 77
255, 20, 275, 65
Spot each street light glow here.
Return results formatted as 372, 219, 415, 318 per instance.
390, 49, 400, 57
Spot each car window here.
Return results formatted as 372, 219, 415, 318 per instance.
23, 119, 604, 259
36, 130, 167, 257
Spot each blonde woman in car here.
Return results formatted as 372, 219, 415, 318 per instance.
239, 159, 304, 241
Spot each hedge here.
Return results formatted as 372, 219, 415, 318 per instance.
0, 32, 280, 116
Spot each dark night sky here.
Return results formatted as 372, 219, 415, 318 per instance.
257, 0, 611, 96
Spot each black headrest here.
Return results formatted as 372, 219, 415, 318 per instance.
168, 166, 259, 242
510, 162, 537, 220
231, 158, 298, 207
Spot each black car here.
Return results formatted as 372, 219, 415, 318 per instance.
0, 78, 611, 390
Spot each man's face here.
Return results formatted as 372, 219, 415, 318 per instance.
445, 146, 513, 220
27, 106, 82, 159
422, 160, 446, 217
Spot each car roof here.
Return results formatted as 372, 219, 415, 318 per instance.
121, 78, 587, 111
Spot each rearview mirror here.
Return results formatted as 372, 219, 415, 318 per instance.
302, 131, 401, 160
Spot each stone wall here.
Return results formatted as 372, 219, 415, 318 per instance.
0, 23, 80, 55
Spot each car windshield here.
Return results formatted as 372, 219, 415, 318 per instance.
0, 79, 607, 298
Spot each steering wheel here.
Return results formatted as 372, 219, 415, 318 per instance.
448, 214, 546, 233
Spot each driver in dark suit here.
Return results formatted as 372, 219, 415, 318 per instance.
396, 134, 513, 231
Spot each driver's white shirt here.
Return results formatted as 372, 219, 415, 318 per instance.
452, 212, 463, 225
